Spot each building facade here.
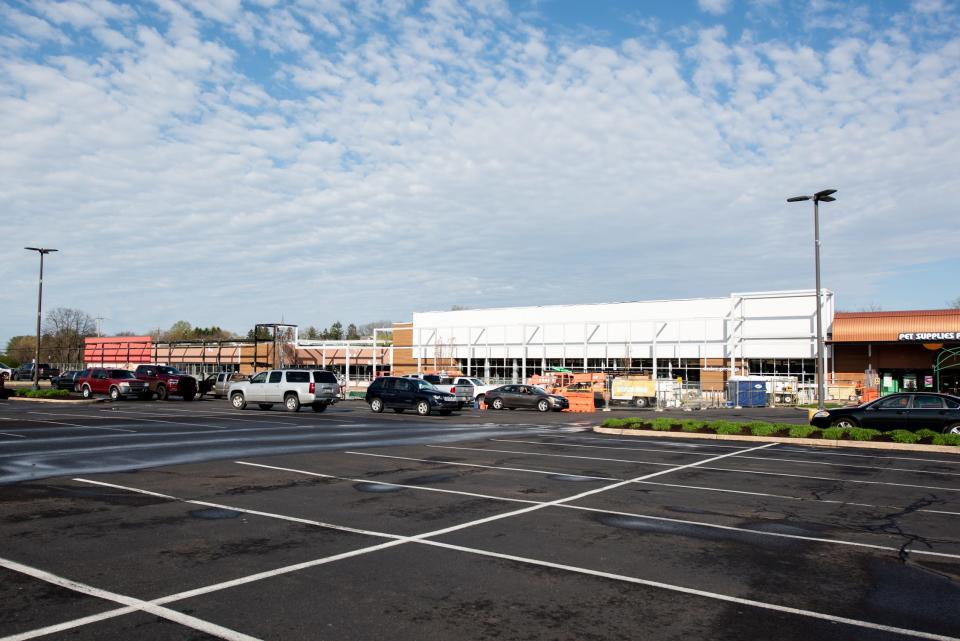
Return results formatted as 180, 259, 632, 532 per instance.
391, 290, 835, 391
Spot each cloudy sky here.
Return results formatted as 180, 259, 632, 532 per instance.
1, 0, 958, 343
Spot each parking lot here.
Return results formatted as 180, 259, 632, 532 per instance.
1, 399, 958, 640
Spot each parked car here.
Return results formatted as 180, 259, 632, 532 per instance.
12, 363, 60, 381
0, 362, 13, 380
366, 376, 459, 416
432, 376, 496, 406
133, 365, 197, 401
229, 369, 339, 412
810, 392, 960, 433
199, 372, 249, 399
404, 373, 443, 385
51, 370, 84, 391
76, 368, 151, 400
485, 384, 570, 412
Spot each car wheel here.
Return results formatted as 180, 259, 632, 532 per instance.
312, 403, 327, 413
393, 408, 405, 413
285, 394, 301, 412
830, 417, 858, 428
633, 397, 648, 408
81, 385, 93, 399
476, 394, 485, 406
156, 385, 168, 401
231, 392, 246, 409
258, 403, 274, 410
370, 398, 384, 413
416, 400, 432, 416
944, 423, 960, 435
537, 399, 550, 412
491, 398, 504, 410
109, 387, 121, 401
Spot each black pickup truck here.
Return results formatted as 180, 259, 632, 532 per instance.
12, 363, 60, 381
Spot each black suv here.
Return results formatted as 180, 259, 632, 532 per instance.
12, 363, 60, 381
366, 376, 460, 416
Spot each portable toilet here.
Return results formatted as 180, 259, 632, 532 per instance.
727, 378, 768, 407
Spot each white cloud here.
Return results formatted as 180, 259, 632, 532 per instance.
0, 1, 958, 340
698, 0, 732, 16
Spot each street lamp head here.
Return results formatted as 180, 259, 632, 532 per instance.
786, 196, 811, 202
817, 195, 836, 202
24, 247, 58, 254
814, 188, 837, 200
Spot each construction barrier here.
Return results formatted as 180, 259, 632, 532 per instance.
562, 391, 596, 413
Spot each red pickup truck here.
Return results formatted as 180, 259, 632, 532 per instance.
77, 368, 151, 400
133, 365, 197, 401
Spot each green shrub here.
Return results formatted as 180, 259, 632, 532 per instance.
888, 430, 920, 444
715, 423, 745, 435
602, 418, 627, 428
914, 429, 939, 440
649, 423, 673, 431
821, 427, 846, 440
788, 425, 820, 438
847, 427, 881, 441
13, 388, 70, 399
749, 423, 780, 437
933, 433, 960, 447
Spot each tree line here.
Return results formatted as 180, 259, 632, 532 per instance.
2, 309, 392, 366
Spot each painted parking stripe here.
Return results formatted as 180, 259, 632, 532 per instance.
0, 556, 261, 641
346, 451, 618, 481
18, 417, 136, 433
0, 432, 26, 438
493, 438, 960, 476
427, 445, 960, 493
234, 461, 543, 505
550, 433, 960, 465
234, 461, 960, 558
634, 480, 960, 517
62, 455, 960, 641
28, 411, 229, 431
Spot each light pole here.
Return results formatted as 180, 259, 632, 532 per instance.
24, 247, 58, 390
787, 189, 836, 411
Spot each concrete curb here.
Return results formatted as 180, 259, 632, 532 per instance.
3, 396, 105, 405
592, 427, 960, 454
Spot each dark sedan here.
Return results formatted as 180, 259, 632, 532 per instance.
810, 392, 960, 433
485, 385, 569, 412
51, 370, 84, 391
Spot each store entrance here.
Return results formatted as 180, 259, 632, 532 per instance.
879, 369, 936, 394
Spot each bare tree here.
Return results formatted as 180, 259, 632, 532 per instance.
950, 297, 960, 309
43, 308, 96, 365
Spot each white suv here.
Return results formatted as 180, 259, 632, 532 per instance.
229, 369, 339, 412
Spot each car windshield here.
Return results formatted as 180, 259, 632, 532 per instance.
417, 380, 439, 391
110, 371, 136, 379
158, 366, 181, 375
531, 386, 548, 395
468, 378, 484, 386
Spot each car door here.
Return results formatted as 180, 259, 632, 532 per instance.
262, 371, 284, 403
861, 394, 911, 430
91, 369, 109, 394
395, 378, 417, 409
245, 372, 269, 402
909, 394, 950, 430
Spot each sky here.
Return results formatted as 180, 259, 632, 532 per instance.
1, 0, 959, 344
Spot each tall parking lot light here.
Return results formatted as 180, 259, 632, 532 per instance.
786, 189, 836, 411
24, 247, 58, 390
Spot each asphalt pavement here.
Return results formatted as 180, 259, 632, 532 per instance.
1, 398, 956, 641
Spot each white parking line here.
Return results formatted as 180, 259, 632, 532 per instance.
493, 439, 960, 476
29, 410, 230, 431
426, 445, 960, 493
233, 461, 960, 559
59, 458, 960, 641
354, 449, 960, 496
19, 417, 136, 433
550, 433, 960, 465
0, 432, 26, 438
0, 556, 261, 641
